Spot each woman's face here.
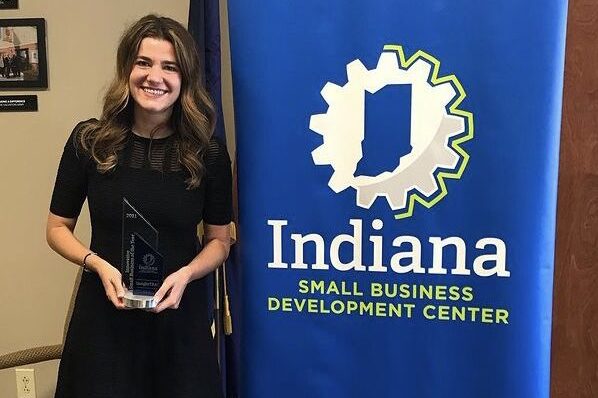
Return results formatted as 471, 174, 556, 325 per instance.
129, 37, 182, 120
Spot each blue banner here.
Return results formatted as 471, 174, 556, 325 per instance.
228, 2, 568, 397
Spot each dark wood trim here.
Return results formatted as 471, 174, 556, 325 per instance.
551, 0, 598, 396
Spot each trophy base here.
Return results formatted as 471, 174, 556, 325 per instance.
123, 291, 157, 309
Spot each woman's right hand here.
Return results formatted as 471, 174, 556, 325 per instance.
93, 259, 126, 309
46, 213, 128, 309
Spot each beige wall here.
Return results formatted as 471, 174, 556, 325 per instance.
0, 2, 192, 397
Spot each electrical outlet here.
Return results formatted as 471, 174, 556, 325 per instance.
15, 368, 36, 398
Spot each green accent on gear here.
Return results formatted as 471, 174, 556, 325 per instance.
382, 45, 475, 220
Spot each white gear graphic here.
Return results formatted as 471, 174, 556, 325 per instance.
309, 46, 473, 218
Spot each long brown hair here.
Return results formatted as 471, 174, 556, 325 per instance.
78, 14, 216, 188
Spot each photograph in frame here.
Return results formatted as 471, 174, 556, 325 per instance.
0, 0, 18, 10
0, 18, 47, 89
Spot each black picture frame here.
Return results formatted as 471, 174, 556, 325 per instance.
0, 0, 18, 10
0, 18, 47, 89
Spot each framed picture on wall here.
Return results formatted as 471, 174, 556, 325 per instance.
0, 0, 18, 10
0, 18, 47, 89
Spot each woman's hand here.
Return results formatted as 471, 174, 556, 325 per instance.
152, 267, 192, 313
95, 260, 126, 310
150, 223, 230, 313
46, 213, 127, 310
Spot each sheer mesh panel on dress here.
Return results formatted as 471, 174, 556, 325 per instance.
126, 136, 181, 172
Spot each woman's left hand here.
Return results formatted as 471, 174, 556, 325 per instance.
152, 267, 192, 313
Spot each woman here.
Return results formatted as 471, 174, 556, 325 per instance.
46, 15, 231, 398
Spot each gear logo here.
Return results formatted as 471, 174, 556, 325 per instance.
309, 45, 474, 219
143, 253, 156, 267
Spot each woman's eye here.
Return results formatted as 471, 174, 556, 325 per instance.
135, 60, 150, 67
164, 65, 179, 72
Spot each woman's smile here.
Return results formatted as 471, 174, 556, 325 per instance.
141, 86, 169, 96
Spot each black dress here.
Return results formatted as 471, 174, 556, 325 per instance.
50, 120, 231, 398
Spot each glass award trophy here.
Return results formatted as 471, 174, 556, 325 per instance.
121, 198, 164, 309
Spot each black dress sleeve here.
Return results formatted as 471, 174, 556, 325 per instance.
49, 121, 93, 219
202, 137, 233, 225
